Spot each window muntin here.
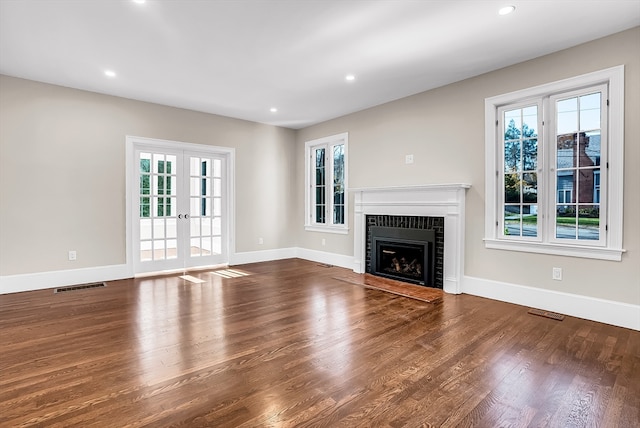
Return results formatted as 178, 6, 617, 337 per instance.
332, 144, 345, 224
551, 87, 606, 244
498, 86, 606, 246
305, 133, 348, 233
484, 66, 624, 261
499, 103, 541, 240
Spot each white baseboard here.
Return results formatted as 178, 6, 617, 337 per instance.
295, 248, 355, 270
0, 264, 132, 295
229, 247, 298, 266
3, 253, 637, 331
463, 275, 640, 331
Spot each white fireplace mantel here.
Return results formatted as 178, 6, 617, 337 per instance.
352, 183, 471, 294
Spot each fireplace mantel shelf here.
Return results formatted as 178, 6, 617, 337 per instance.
353, 183, 471, 295
349, 183, 471, 193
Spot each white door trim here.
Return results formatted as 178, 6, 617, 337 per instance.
125, 135, 235, 276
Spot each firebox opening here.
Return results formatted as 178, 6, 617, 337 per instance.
370, 226, 436, 287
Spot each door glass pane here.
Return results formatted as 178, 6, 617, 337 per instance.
140, 197, 150, 218
140, 219, 152, 240
190, 197, 199, 217
190, 157, 200, 175
212, 237, 222, 255
153, 240, 165, 260
140, 241, 152, 261
166, 155, 176, 174
213, 178, 222, 197
166, 218, 177, 239
202, 178, 211, 197
201, 237, 212, 256
202, 218, 212, 236
191, 217, 200, 237
153, 219, 165, 239
140, 153, 151, 173
166, 240, 178, 259
201, 158, 210, 177
190, 238, 201, 256
140, 175, 150, 195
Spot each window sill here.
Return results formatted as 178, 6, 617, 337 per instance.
305, 225, 349, 235
484, 239, 624, 261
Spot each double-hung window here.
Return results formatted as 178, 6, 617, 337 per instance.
305, 132, 348, 234
485, 66, 624, 260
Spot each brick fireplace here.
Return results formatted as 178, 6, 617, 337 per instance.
352, 184, 470, 294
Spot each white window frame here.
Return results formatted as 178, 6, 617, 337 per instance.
305, 132, 349, 234
484, 66, 625, 261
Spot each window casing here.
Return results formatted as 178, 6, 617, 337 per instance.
484, 66, 624, 261
305, 133, 348, 234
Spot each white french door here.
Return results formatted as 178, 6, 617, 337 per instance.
130, 140, 229, 274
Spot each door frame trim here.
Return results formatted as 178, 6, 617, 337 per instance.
125, 135, 235, 275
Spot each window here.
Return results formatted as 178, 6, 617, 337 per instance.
484, 66, 624, 261
305, 132, 348, 234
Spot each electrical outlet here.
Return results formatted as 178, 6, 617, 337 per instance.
552, 267, 562, 281
68, 250, 77, 261
405, 154, 414, 164
258, 237, 264, 245
322, 238, 326, 246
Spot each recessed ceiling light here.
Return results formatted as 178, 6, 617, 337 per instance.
132, 0, 146, 4
498, 6, 515, 15
104, 70, 117, 78
270, 107, 278, 113
345, 74, 356, 82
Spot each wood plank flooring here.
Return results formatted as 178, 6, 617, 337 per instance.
1, 259, 638, 427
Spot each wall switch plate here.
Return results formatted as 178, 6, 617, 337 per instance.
68, 250, 77, 261
258, 237, 264, 245
552, 267, 562, 281
322, 238, 326, 246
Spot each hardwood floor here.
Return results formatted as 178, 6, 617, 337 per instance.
1, 259, 638, 427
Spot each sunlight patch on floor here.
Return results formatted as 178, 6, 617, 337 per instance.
179, 275, 205, 284
209, 269, 251, 278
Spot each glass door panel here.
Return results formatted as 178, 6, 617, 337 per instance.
133, 147, 226, 274
185, 154, 224, 267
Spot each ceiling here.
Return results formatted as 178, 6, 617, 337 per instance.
1, 1, 639, 130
